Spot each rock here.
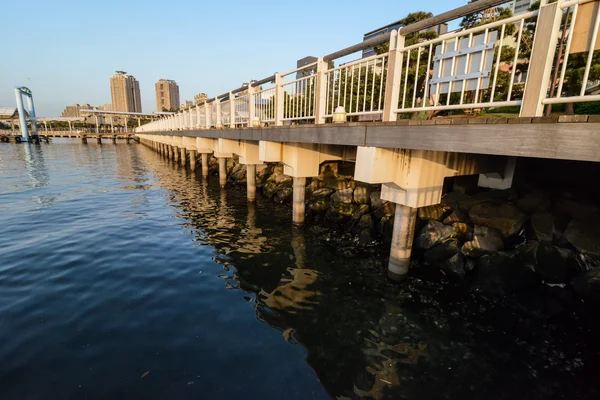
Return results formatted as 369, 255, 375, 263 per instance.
377, 215, 395, 243
442, 253, 467, 278
554, 198, 600, 220
353, 184, 376, 205
461, 226, 504, 258
441, 191, 470, 209
319, 162, 339, 179
443, 209, 469, 225
564, 218, 600, 260
344, 204, 370, 231
274, 187, 293, 203
263, 181, 279, 198
311, 188, 335, 199
571, 267, 600, 302
415, 220, 454, 250
418, 204, 450, 221
517, 190, 551, 213
306, 179, 325, 195
324, 177, 354, 191
308, 198, 330, 213
266, 164, 291, 185
519, 241, 569, 283
452, 222, 473, 241
331, 188, 354, 204
370, 191, 383, 209
353, 214, 375, 244
474, 251, 538, 295
468, 201, 528, 238
326, 202, 357, 223
458, 189, 516, 213
373, 202, 396, 220
256, 164, 273, 185
528, 212, 556, 242
425, 239, 461, 263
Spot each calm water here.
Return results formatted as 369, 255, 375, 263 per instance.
0, 140, 598, 400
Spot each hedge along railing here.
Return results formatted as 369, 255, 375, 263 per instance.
137, 0, 599, 133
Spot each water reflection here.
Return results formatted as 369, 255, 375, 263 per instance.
137, 145, 597, 400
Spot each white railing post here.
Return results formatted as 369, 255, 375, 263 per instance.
196, 105, 200, 129
314, 56, 329, 124
229, 92, 236, 128
383, 31, 405, 122
248, 85, 256, 127
520, 1, 563, 117
205, 104, 211, 129
275, 73, 284, 126
188, 107, 193, 129
216, 98, 222, 128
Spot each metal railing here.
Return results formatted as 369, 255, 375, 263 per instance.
136, 0, 600, 133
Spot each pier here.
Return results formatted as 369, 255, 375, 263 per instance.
135, 0, 600, 281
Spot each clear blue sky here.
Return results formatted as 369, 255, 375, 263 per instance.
1, 0, 468, 117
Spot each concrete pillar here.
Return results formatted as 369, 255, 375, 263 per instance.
81, 135, 87, 144
166, 145, 171, 160
246, 164, 256, 202
189, 150, 197, 170
218, 158, 227, 187
112, 135, 117, 144
388, 204, 418, 282
180, 147, 186, 166
97, 136, 102, 144
174, 146, 180, 163
292, 177, 306, 226
201, 153, 209, 177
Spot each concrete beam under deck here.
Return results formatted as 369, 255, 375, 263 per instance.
143, 120, 600, 163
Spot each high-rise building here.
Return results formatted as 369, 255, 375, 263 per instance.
512, 0, 533, 15
155, 79, 180, 112
110, 71, 142, 113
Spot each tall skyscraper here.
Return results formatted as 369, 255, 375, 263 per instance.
155, 79, 180, 111
110, 71, 142, 113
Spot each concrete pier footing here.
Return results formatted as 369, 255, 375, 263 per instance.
246, 164, 256, 202
180, 148, 186, 166
292, 177, 307, 226
219, 158, 227, 187
189, 150, 197, 170
201, 153, 209, 177
388, 204, 417, 281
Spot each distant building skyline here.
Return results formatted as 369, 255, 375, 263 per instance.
155, 79, 180, 111
511, 0, 533, 15
110, 71, 142, 113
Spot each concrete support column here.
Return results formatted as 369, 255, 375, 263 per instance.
166, 145, 171, 160
180, 147, 186, 166
388, 204, 418, 281
246, 164, 256, 202
292, 177, 306, 226
174, 146, 180, 163
189, 150, 197, 170
201, 153, 209, 177
218, 158, 227, 187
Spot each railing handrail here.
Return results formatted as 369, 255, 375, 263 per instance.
323, 0, 514, 62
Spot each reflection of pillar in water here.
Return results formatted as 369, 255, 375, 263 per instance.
201, 153, 209, 178
291, 226, 306, 269
174, 146, 180, 163
246, 164, 256, 202
247, 201, 257, 231
218, 158, 227, 187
